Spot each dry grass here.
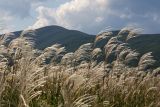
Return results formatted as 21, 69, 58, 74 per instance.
0, 28, 160, 107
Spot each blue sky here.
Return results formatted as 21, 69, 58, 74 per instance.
0, 0, 160, 34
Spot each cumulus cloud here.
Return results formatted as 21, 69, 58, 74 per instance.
31, 0, 109, 33
1, 0, 160, 34
0, 0, 48, 17
28, 6, 56, 29
30, 0, 160, 34
0, 0, 48, 33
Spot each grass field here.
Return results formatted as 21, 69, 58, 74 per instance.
0, 27, 160, 107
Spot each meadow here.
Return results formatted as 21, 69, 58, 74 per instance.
0, 27, 160, 107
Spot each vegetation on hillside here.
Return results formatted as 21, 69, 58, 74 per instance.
11, 26, 95, 52
0, 27, 160, 107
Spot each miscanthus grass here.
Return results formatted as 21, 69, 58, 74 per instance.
0, 27, 159, 107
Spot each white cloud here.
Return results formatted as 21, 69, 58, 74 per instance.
29, 6, 56, 29
0, 0, 48, 33
30, 0, 109, 33
0, 0, 49, 18
1, 0, 160, 34
31, 0, 160, 34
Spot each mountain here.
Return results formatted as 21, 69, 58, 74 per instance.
13, 25, 95, 52
2, 25, 160, 65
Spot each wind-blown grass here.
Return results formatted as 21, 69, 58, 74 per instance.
0, 28, 160, 107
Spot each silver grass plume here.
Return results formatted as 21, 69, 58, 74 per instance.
74, 43, 93, 64
138, 52, 156, 71
7, 29, 36, 60
61, 73, 85, 106
0, 72, 6, 104
125, 50, 140, 67
20, 29, 36, 38
106, 37, 121, 45
0, 32, 17, 46
8, 29, 36, 52
36, 43, 66, 65
45, 43, 66, 58
94, 26, 113, 48
61, 52, 74, 66
9, 38, 24, 49
105, 43, 118, 56
152, 67, 160, 76
0, 54, 8, 72
116, 43, 128, 55
72, 94, 96, 107
118, 26, 135, 35
15, 56, 47, 106
104, 37, 122, 63
8, 38, 34, 59
0, 45, 8, 54
98, 26, 113, 35
118, 48, 132, 61
19, 29, 36, 47
92, 48, 102, 59
95, 31, 113, 44
118, 26, 143, 41
92, 48, 104, 64
127, 27, 143, 41
0, 53, 13, 73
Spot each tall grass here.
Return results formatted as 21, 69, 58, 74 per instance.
0, 27, 160, 107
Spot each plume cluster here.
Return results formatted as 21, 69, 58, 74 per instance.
0, 27, 159, 107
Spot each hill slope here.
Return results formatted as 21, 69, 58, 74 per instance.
4, 26, 160, 65
128, 34, 160, 66
13, 26, 95, 52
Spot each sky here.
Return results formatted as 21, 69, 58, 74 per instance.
0, 0, 160, 34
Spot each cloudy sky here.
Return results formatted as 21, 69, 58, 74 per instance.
0, 0, 160, 34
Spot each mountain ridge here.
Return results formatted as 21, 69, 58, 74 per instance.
1, 25, 160, 65
9, 25, 95, 52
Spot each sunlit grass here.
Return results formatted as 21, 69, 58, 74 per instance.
0, 27, 160, 107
